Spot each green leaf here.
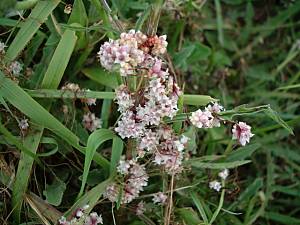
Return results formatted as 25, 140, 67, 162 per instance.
110, 137, 124, 175
174, 45, 195, 70
26, 89, 115, 100
190, 160, 251, 169
264, 212, 300, 225
177, 208, 203, 225
78, 129, 116, 198
5, 0, 60, 61
41, 29, 77, 88
25, 192, 62, 224
65, 178, 112, 217
183, 95, 217, 106
43, 178, 66, 206
191, 192, 209, 225
68, 0, 88, 26
135, 4, 151, 31
225, 143, 261, 162
264, 107, 294, 135
82, 67, 119, 89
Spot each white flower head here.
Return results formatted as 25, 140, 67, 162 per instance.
9, 61, 23, 76
19, 119, 29, 130
218, 169, 229, 180
152, 192, 168, 205
232, 122, 254, 146
209, 180, 222, 192
0, 41, 6, 54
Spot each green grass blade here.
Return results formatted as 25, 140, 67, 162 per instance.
190, 160, 251, 169
183, 94, 217, 106
78, 129, 115, 198
26, 89, 115, 99
5, 0, 60, 61
65, 178, 112, 217
110, 137, 123, 175
191, 192, 209, 225
41, 29, 77, 88
82, 67, 119, 89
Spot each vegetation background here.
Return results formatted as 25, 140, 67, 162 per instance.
0, 0, 299, 224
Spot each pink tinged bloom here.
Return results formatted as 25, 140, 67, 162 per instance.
232, 122, 254, 146
139, 130, 158, 151
9, 61, 23, 76
115, 111, 144, 139
84, 212, 103, 225
218, 169, 229, 180
115, 84, 134, 112
61, 83, 80, 92
82, 112, 102, 132
206, 102, 224, 127
58, 216, 70, 225
135, 201, 146, 215
189, 109, 213, 128
152, 192, 168, 205
104, 160, 149, 204
209, 180, 222, 192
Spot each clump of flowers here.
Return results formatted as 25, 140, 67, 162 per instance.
104, 159, 148, 204
58, 204, 103, 225
98, 30, 255, 206
82, 112, 102, 132
209, 169, 230, 192
9, 61, 23, 76
0, 41, 6, 54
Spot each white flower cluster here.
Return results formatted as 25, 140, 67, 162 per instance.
104, 159, 148, 204
189, 103, 254, 146
58, 204, 103, 225
19, 119, 29, 130
0, 41, 6, 54
152, 192, 168, 205
82, 112, 102, 132
9, 61, 23, 76
98, 30, 167, 76
209, 169, 229, 192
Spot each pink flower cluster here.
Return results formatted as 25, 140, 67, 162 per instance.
99, 30, 255, 206
189, 103, 254, 146
104, 159, 148, 204
98, 30, 167, 76
58, 204, 103, 225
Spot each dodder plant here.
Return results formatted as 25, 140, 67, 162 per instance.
0, 1, 294, 225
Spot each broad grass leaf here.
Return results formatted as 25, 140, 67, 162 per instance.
78, 129, 115, 198
110, 137, 124, 175
82, 67, 119, 89
5, 0, 60, 61
177, 208, 203, 225
190, 160, 251, 169
43, 178, 66, 206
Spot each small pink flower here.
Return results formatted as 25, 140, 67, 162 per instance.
152, 192, 168, 205
232, 122, 254, 146
189, 109, 213, 128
